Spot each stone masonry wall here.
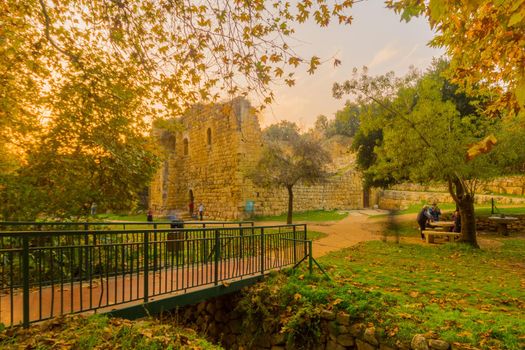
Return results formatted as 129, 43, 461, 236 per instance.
149, 99, 364, 219
390, 176, 525, 196
377, 190, 525, 210
172, 292, 456, 350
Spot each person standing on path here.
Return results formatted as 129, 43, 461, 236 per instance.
198, 203, 204, 221
416, 205, 432, 239
90, 202, 97, 216
147, 209, 153, 222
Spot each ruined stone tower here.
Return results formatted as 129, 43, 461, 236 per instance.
149, 98, 364, 220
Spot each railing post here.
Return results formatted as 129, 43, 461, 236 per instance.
293, 225, 297, 264
153, 223, 158, 273
240, 227, 244, 260
303, 224, 307, 259
260, 227, 265, 275
84, 223, 89, 276
22, 236, 30, 327
214, 230, 220, 285
308, 240, 313, 275
143, 231, 149, 303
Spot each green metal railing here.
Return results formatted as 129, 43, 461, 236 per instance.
0, 224, 307, 327
0, 221, 255, 231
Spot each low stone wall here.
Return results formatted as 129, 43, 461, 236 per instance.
377, 190, 525, 210
390, 176, 525, 196
172, 293, 455, 350
476, 214, 525, 232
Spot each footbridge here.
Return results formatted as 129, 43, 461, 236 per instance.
0, 221, 315, 327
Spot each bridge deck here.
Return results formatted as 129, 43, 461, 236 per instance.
1, 256, 277, 325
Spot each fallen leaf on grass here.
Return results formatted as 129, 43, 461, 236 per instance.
332, 298, 342, 306
409, 291, 419, 298
387, 325, 399, 337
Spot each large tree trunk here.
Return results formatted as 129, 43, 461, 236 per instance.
458, 195, 477, 246
286, 185, 294, 224
448, 177, 479, 247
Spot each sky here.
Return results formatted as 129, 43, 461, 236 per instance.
260, 0, 444, 130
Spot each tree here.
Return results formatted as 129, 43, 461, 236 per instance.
1, 0, 355, 219
333, 62, 523, 247
0, 58, 160, 220
249, 122, 331, 224
386, 0, 525, 113
328, 102, 361, 137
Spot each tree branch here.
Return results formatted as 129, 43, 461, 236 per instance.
38, 0, 81, 64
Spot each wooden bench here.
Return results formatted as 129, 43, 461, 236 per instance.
422, 230, 460, 244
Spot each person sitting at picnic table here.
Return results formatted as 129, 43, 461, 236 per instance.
429, 202, 441, 222
451, 209, 461, 233
417, 205, 433, 239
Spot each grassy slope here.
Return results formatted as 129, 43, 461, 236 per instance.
260, 238, 525, 349
0, 315, 221, 350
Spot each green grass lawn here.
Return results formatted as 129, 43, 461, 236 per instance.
253, 209, 348, 222
261, 238, 525, 349
307, 230, 328, 240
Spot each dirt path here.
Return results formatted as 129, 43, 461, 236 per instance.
308, 210, 388, 258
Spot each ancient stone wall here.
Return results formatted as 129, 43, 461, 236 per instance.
173, 292, 456, 350
376, 189, 525, 210
150, 98, 254, 219
149, 98, 364, 219
390, 176, 525, 196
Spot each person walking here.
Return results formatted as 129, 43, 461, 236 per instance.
90, 202, 97, 216
198, 203, 204, 221
147, 209, 153, 222
416, 205, 432, 240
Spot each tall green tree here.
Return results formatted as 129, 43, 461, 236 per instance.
328, 102, 361, 137
249, 122, 331, 224
334, 63, 523, 247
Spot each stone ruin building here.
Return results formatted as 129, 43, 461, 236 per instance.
149, 98, 365, 220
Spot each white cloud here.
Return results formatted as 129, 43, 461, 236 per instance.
368, 42, 400, 68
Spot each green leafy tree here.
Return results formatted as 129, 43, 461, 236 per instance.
1, 59, 160, 219
327, 102, 361, 137
249, 122, 331, 224
386, 0, 525, 113
334, 63, 523, 247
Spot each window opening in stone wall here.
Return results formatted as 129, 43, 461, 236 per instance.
160, 130, 176, 150
207, 128, 212, 146
183, 138, 189, 155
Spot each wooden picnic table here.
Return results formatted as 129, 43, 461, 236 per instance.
430, 221, 455, 229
